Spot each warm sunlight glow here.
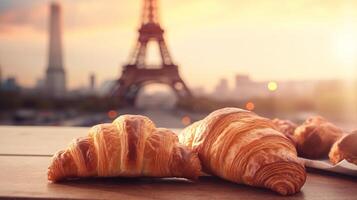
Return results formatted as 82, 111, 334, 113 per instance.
333, 32, 357, 65
2, 1, 357, 88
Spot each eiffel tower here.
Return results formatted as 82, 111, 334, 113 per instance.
112, 0, 192, 105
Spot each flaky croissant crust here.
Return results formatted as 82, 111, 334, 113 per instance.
48, 115, 201, 182
294, 116, 344, 159
179, 108, 306, 195
329, 131, 357, 165
272, 118, 297, 146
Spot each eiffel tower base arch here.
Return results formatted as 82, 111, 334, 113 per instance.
113, 65, 192, 106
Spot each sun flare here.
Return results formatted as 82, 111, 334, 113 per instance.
334, 33, 357, 65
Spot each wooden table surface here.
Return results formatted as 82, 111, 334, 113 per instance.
0, 125, 356, 200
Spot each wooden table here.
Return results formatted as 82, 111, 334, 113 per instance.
0, 126, 356, 199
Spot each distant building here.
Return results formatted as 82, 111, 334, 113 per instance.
192, 86, 206, 97
35, 78, 46, 92
97, 79, 117, 97
2, 77, 20, 92
276, 80, 316, 98
45, 2, 66, 98
233, 74, 318, 100
89, 73, 96, 93
213, 78, 230, 100
234, 74, 270, 100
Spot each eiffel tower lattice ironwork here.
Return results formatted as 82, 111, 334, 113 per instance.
111, 0, 192, 105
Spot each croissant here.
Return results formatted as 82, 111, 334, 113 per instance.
329, 131, 357, 165
48, 115, 201, 182
294, 116, 344, 159
272, 118, 297, 146
179, 107, 306, 195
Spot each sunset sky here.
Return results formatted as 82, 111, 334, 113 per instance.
1, 0, 357, 91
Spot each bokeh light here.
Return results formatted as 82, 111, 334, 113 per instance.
107, 110, 118, 119
181, 116, 191, 126
245, 102, 255, 111
267, 81, 278, 92
174, 82, 184, 90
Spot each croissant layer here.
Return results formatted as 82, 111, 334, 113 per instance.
179, 108, 306, 195
329, 131, 357, 165
294, 116, 344, 159
48, 115, 201, 182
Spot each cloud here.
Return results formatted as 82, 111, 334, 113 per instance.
0, 0, 47, 33
2, 0, 354, 37
0, 0, 39, 12
0, 0, 140, 36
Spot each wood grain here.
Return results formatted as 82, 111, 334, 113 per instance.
0, 126, 87, 156
0, 156, 356, 200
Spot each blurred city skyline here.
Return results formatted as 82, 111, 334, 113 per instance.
1, 0, 357, 91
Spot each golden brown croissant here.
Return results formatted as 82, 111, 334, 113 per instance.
179, 108, 306, 195
272, 118, 297, 146
294, 116, 344, 159
329, 131, 357, 165
48, 115, 201, 182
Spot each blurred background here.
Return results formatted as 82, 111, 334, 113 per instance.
0, 0, 356, 130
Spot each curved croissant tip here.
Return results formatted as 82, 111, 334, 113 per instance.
47, 169, 59, 182
270, 181, 302, 196
47, 155, 61, 182
275, 185, 289, 196
47, 150, 75, 182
